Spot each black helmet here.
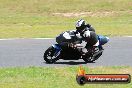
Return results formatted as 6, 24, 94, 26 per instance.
75, 19, 86, 33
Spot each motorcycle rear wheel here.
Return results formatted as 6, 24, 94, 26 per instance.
82, 52, 95, 63
83, 57, 95, 63
83, 50, 103, 63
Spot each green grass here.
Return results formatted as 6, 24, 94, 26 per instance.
0, 66, 131, 88
0, 0, 132, 38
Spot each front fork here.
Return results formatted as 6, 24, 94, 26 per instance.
52, 44, 61, 58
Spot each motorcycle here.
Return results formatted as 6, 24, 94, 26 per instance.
43, 31, 109, 64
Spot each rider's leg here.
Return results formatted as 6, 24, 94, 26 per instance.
98, 35, 109, 50
98, 45, 104, 50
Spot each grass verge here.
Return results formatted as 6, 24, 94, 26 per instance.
0, 0, 132, 38
0, 66, 131, 88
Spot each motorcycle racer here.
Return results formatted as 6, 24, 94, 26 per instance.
75, 19, 104, 51
43, 20, 109, 63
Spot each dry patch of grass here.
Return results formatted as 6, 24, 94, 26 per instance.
53, 10, 132, 17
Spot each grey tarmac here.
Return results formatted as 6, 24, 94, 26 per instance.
0, 37, 132, 67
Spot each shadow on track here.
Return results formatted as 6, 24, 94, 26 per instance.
53, 61, 95, 65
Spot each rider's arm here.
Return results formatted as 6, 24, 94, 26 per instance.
75, 41, 87, 48
86, 24, 95, 32
89, 26, 95, 32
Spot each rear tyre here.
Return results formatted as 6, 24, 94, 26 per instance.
83, 57, 95, 63
83, 50, 103, 63
82, 51, 94, 63
94, 51, 102, 61
44, 46, 58, 64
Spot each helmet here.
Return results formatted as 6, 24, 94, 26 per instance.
75, 19, 86, 33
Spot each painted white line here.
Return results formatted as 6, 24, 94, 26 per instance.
1, 36, 132, 41
33, 38, 54, 39
0, 38, 18, 40
0, 38, 55, 40
124, 36, 132, 38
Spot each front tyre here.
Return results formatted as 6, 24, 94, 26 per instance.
44, 46, 58, 64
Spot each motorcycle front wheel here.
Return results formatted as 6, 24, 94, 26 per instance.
44, 46, 58, 64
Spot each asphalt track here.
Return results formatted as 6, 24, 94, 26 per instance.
0, 37, 132, 67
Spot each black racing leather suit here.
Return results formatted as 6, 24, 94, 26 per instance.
85, 24, 95, 32
81, 30, 98, 49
